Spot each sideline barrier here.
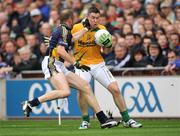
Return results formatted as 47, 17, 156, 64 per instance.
1, 68, 180, 119
0, 79, 6, 120
0, 79, 94, 119
20, 67, 180, 78
95, 76, 180, 118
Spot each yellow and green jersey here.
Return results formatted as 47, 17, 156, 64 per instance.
71, 23, 106, 65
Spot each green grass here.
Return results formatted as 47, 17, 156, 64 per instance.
0, 119, 180, 136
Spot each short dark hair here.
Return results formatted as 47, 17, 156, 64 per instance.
168, 49, 179, 56
60, 9, 73, 22
87, 7, 100, 15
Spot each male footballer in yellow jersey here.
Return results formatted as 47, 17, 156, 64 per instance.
71, 7, 142, 129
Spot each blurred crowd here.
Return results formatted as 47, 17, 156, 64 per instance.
0, 0, 180, 78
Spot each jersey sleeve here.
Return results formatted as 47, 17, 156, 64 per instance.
71, 24, 78, 34
49, 26, 68, 50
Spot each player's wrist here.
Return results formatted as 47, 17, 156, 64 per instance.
73, 61, 79, 67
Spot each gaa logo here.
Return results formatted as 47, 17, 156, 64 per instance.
28, 83, 69, 115
121, 82, 163, 112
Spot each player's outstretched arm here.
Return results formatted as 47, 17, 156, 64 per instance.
56, 45, 90, 71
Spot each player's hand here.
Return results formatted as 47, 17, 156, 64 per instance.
82, 18, 91, 30
74, 61, 90, 72
99, 33, 112, 48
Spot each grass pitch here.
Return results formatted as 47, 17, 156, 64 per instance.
0, 119, 180, 136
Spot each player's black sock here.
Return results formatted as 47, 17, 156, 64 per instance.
29, 98, 40, 107
96, 111, 108, 124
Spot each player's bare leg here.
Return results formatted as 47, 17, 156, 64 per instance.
77, 80, 142, 128
22, 72, 71, 117
107, 82, 127, 112
38, 72, 71, 103
66, 72, 118, 128
107, 82, 142, 128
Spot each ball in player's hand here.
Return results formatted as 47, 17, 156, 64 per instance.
95, 29, 112, 48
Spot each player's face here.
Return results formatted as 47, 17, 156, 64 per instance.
87, 13, 100, 29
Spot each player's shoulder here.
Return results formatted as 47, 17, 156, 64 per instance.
72, 23, 83, 30
98, 24, 106, 30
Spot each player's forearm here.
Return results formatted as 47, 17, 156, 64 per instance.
72, 28, 88, 41
57, 46, 75, 65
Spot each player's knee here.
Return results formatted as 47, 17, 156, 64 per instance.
81, 81, 92, 93
111, 89, 120, 96
108, 84, 120, 96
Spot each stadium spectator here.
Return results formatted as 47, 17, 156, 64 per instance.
125, 33, 137, 53
38, 42, 47, 64
28, 8, 45, 34
0, 53, 8, 78
154, 27, 165, 40
129, 46, 147, 67
15, 2, 31, 32
169, 33, 180, 56
125, 13, 135, 25
0, 32, 11, 50
49, 9, 60, 27
122, 23, 133, 35
165, 24, 176, 39
26, 34, 41, 59
3, 40, 17, 66
0, 12, 8, 29
160, 1, 175, 24
145, 2, 158, 19
157, 34, 170, 56
15, 34, 27, 48
131, 0, 145, 17
142, 35, 152, 54
134, 33, 142, 45
36, 0, 50, 21
175, 6, 180, 21
144, 42, 168, 67
14, 45, 41, 71
50, 0, 67, 12
164, 49, 180, 74
39, 22, 52, 39
144, 18, 154, 31
121, 0, 132, 10
38, 22, 53, 45
106, 44, 131, 70
29, 2, 38, 11
0, 46, 41, 74
106, 4, 119, 23
99, 13, 115, 34
0, 53, 7, 68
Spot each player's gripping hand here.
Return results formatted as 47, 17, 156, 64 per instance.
99, 33, 112, 48
82, 18, 91, 30
74, 61, 90, 72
